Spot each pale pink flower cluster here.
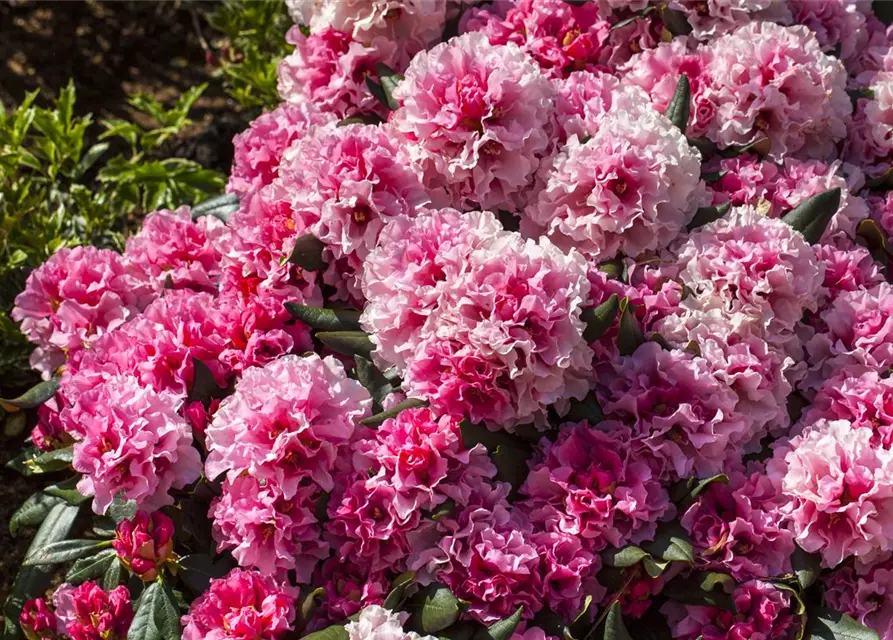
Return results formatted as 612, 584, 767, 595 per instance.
345, 606, 437, 640
363, 208, 592, 429
390, 32, 555, 211
846, 71, 893, 177
525, 92, 704, 260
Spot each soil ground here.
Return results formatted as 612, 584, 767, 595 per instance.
0, 0, 253, 610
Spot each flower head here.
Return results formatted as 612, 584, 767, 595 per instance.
113, 510, 175, 581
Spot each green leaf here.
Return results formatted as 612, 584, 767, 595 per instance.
178, 553, 237, 595
190, 192, 241, 222
128, 580, 181, 640
804, 608, 879, 640
460, 422, 532, 494
866, 167, 893, 190
561, 393, 604, 424
23, 538, 109, 566
781, 188, 842, 244
188, 357, 227, 408
855, 218, 892, 261
791, 545, 822, 590
355, 356, 397, 412
44, 476, 90, 504
643, 522, 695, 564
603, 546, 650, 569
29, 446, 74, 473
617, 298, 645, 357
661, 6, 693, 36
360, 397, 429, 427
338, 114, 385, 127
697, 572, 735, 594
103, 556, 123, 591
375, 63, 403, 111
581, 294, 619, 342
286, 233, 327, 271
415, 584, 464, 633
66, 549, 118, 584
4, 503, 80, 636
106, 494, 138, 523
671, 474, 730, 507
0, 376, 60, 410
687, 201, 731, 231
317, 331, 375, 359
382, 570, 416, 610
302, 625, 350, 640
284, 303, 362, 331
73, 142, 110, 179
475, 607, 524, 640
663, 74, 691, 134
300, 586, 326, 623
602, 602, 632, 640
9, 492, 66, 536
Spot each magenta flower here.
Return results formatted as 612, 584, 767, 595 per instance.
391, 32, 554, 211
768, 419, 893, 568
803, 369, 893, 449
663, 579, 800, 640
19, 598, 56, 640
12, 246, 154, 377
667, 0, 790, 40
112, 510, 175, 581
124, 205, 225, 293
310, 558, 389, 627
823, 558, 893, 639
70, 375, 201, 514
53, 582, 133, 640
181, 569, 296, 640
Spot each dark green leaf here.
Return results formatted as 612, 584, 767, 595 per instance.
460, 422, 531, 494
416, 584, 464, 633
286, 233, 326, 271
687, 201, 731, 231
73, 142, 110, 179
190, 192, 241, 222
285, 303, 362, 331
355, 356, 396, 412
781, 188, 842, 244
382, 570, 416, 611
178, 553, 237, 595
375, 63, 403, 111
302, 625, 349, 640
661, 7, 693, 36
791, 545, 822, 590
27, 446, 74, 474
602, 602, 632, 640
188, 357, 227, 408
128, 580, 181, 640
9, 492, 66, 536
561, 393, 604, 424
3, 503, 80, 638
603, 546, 650, 568
44, 476, 90, 504
103, 556, 123, 591
107, 494, 138, 523
617, 298, 645, 357
596, 259, 625, 281
804, 608, 879, 640
581, 294, 619, 342
866, 167, 893, 190
300, 586, 326, 623
643, 521, 695, 564
855, 219, 892, 258
66, 550, 118, 584
24, 539, 109, 566
317, 331, 375, 359
698, 572, 735, 594
360, 398, 428, 427
0, 376, 60, 409
663, 75, 691, 134
338, 114, 385, 127
475, 607, 523, 640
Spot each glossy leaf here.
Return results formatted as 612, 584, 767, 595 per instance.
416, 584, 464, 633
317, 331, 375, 359
0, 376, 60, 410
24, 539, 109, 566
9, 492, 66, 536
781, 188, 842, 244
286, 233, 326, 271
66, 549, 118, 584
128, 580, 181, 640
617, 298, 645, 357
475, 607, 524, 640
603, 602, 632, 640
284, 303, 362, 331
663, 75, 691, 133
687, 201, 731, 231
804, 608, 879, 640
581, 294, 619, 342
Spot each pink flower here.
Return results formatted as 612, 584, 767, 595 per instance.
228, 101, 334, 197
210, 474, 327, 581
806, 283, 893, 388
19, 598, 56, 640
461, 0, 612, 79
551, 70, 623, 142
598, 342, 749, 480
867, 191, 893, 239
310, 559, 389, 626
532, 528, 603, 620
31, 401, 71, 452
12, 246, 154, 377
391, 32, 554, 211
181, 569, 297, 640
525, 97, 704, 260
205, 354, 370, 493
521, 422, 671, 551
663, 580, 800, 640
814, 242, 885, 307
112, 510, 175, 581
823, 558, 893, 639
677, 205, 824, 338
278, 26, 398, 119
667, 0, 790, 40
53, 582, 133, 640
275, 123, 429, 301
124, 206, 225, 293
846, 72, 893, 177
788, 0, 871, 65
768, 419, 893, 567
360, 208, 503, 372
70, 375, 201, 514
291, 0, 447, 63
802, 369, 893, 450
345, 605, 437, 640
680, 469, 794, 580
702, 22, 851, 159
706, 156, 870, 244
404, 232, 592, 428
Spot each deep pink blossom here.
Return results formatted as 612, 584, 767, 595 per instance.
112, 510, 175, 581
19, 598, 56, 640
181, 569, 296, 640
823, 558, 893, 640
53, 582, 133, 640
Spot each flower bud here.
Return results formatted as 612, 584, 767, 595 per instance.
112, 510, 175, 581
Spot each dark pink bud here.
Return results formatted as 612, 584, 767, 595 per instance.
112, 511, 175, 581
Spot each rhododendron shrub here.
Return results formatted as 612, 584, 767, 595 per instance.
10, 2, 893, 640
